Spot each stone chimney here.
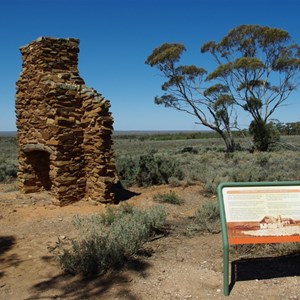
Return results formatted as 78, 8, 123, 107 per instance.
15, 37, 116, 205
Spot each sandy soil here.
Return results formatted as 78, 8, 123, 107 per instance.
0, 182, 299, 300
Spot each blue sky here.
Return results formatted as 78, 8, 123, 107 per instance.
1, 0, 300, 131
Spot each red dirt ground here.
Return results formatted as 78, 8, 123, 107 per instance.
0, 183, 299, 300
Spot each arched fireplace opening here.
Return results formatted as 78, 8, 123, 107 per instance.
25, 150, 52, 191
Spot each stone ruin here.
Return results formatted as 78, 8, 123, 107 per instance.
15, 37, 116, 205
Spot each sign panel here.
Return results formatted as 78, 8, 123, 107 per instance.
218, 181, 300, 296
222, 185, 300, 244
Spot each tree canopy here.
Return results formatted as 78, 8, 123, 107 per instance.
146, 43, 236, 152
146, 25, 300, 152
201, 25, 300, 150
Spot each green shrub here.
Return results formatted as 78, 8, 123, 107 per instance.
58, 233, 109, 275
0, 160, 17, 182
145, 204, 168, 229
179, 147, 198, 154
0, 137, 17, 182
116, 153, 183, 187
189, 201, 220, 234
153, 191, 184, 205
115, 155, 139, 187
2, 183, 18, 192
136, 153, 183, 186
168, 176, 181, 187
55, 204, 167, 275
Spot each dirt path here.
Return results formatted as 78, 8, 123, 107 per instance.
0, 183, 299, 299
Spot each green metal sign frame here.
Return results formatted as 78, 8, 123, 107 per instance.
217, 181, 300, 296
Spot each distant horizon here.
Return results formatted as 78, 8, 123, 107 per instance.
0, 129, 213, 137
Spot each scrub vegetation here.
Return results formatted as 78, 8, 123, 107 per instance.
1, 132, 300, 189
0, 136, 17, 182
1, 132, 299, 276
113, 132, 300, 192
55, 204, 167, 275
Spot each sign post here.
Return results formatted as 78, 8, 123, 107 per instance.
217, 181, 300, 296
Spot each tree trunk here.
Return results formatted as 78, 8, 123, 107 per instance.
218, 131, 235, 153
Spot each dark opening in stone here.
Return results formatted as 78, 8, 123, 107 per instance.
25, 150, 52, 191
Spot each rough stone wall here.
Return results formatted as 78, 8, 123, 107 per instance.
15, 37, 116, 205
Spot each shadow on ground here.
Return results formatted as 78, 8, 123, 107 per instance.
229, 253, 300, 292
112, 181, 140, 203
28, 257, 151, 299
0, 236, 20, 279
0, 236, 16, 255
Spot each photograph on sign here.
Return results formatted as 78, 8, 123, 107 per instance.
222, 186, 300, 244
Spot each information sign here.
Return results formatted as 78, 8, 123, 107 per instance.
217, 181, 300, 296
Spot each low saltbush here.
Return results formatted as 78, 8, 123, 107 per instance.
189, 201, 221, 234
153, 191, 184, 205
0, 137, 17, 182
116, 153, 183, 187
55, 204, 167, 275
0, 164, 17, 182
180, 150, 300, 195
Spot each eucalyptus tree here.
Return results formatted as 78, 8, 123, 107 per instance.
201, 25, 300, 151
146, 43, 237, 152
